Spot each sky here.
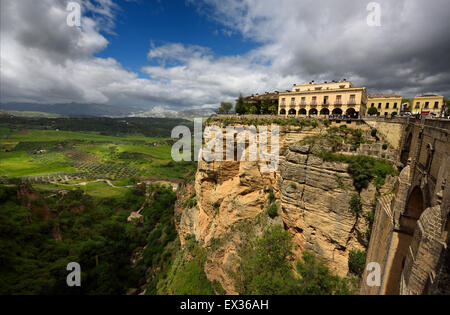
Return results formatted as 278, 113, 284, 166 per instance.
1, 0, 450, 112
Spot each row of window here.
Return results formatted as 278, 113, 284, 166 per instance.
414, 101, 440, 109
370, 102, 398, 110
281, 95, 356, 106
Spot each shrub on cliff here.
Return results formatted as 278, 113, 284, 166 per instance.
348, 249, 367, 277
231, 226, 356, 295
318, 153, 396, 191
349, 193, 363, 214
296, 251, 356, 295
267, 203, 278, 219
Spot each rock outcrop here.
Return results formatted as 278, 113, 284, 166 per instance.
176, 121, 396, 293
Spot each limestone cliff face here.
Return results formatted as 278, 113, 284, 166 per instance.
176, 122, 395, 293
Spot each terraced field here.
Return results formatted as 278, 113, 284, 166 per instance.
0, 126, 196, 197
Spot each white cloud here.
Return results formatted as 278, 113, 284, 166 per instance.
1, 0, 449, 112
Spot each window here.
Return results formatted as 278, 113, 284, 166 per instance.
415, 102, 420, 109
349, 95, 356, 104
301, 97, 306, 105
336, 95, 342, 104
324, 96, 329, 105
371, 103, 375, 107
434, 102, 439, 109
315, 87, 322, 91
281, 98, 286, 105
386, 103, 390, 109
378, 103, 382, 109
424, 102, 429, 109
394, 103, 398, 109
295, 89, 300, 92
291, 98, 295, 105
312, 96, 317, 105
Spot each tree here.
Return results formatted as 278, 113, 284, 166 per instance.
235, 94, 247, 115
348, 249, 367, 277
268, 104, 278, 115
367, 107, 379, 116
219, 102, 233, 114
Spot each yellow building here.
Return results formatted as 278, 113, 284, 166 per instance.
367, 94, 402, 116
408, 94, 445, 115
278, 80, 367, 118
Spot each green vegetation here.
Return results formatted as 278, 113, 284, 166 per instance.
218, 102, 233, 114
157, 237, 216, 295
349, 193, 363, 215
0, 183, 186, 295
367, 107, 379, 116
267, 203, 279, 219
0, 118, 196, 182
300, 125, 367, 153
230, 225, 356, 295
348, 249, 367, 277
317, 153, 397, 191
207, 116, 321, 128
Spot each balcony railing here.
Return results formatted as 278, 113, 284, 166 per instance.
348, 100, 356, 105
334, 102, 343, 106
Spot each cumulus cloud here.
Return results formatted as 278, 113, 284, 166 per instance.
1, 0, 449, 111
191, 0, 450, 97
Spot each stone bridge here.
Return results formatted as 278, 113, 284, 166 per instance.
361, 118, 450, 295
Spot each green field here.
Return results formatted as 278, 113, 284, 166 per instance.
0, 125, 196, 197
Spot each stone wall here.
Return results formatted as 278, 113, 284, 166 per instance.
361, 118, 450, 295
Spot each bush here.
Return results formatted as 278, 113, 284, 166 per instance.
382, 144, 388, 150
268, 189, 276, 204
297, 251, 355, 295
371, 129, 377, 138
267, 203, 278, 219
318, 153, 397, 192
349, 194, 362, 215
367, 107, 379, 116
230, 226, 355, 295
348, 250, 367, 277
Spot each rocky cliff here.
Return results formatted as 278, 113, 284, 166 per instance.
176, 120, 396, 294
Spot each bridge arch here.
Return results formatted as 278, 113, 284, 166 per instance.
386, 186, 426, 294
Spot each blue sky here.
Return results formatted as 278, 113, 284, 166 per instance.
96, 0, 259, 77
1, 0, 449, 110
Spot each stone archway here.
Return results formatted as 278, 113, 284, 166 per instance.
332, 108, 343, 116
386, 186, 425, 294
346, 107, 357, 118
309, 108, 318, 116
299, 108, 307, 116
320, 108, 330, 116
279, 109, 286, 115
288, 108, 297, 116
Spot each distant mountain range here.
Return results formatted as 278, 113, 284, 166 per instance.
0, 103, 218, 118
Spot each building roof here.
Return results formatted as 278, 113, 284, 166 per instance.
368, 94, 402, 98
242, 92, 279, 101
